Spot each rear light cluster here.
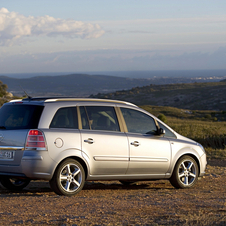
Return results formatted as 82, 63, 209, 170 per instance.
25, 130, 47, 150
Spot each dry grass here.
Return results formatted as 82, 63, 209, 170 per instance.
167, 119, 226, 158
141, 106, 226, 159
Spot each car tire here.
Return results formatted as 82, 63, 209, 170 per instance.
49, 158, 85, 196
0, 177, 30, 190
170, 155, 199, 189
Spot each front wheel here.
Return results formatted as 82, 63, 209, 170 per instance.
0, 177, 30, 190
49, 159, 85, 196
170, 156, 199, 189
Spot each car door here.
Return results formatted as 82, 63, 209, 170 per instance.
120, 107, 171, 175
79, 105, 129, 175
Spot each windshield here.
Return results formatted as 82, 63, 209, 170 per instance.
0, 104, 44, 130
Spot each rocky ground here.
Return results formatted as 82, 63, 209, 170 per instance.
0, 159, 226, 226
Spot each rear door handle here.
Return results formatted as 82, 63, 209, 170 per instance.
131, 141, 140, 147
84, 138, 94, 144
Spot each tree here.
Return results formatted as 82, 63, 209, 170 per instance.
0, 80, 9, 107
0, 80, 7, 97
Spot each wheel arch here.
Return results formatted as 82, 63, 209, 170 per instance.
51, 156, 89, 180
172, 153, 200, 177
70, 156, 88, 180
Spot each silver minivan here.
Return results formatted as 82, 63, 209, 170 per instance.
0, 97, 206, 196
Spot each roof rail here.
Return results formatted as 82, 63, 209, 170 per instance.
22, 97, 137, 107
22, 96, 73, 101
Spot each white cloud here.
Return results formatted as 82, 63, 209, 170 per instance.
0, 7, 105, 46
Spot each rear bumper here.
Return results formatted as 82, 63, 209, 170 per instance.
0, 172, 26, 178
0, 151, 56, 180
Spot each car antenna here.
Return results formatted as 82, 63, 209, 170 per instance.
20, 85, 32, 99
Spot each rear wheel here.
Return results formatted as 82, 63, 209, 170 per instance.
0, 177, 30, 190
49, 159, 85, 196
170, 155, 198, 189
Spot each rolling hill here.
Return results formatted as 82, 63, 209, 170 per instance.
91, 80, 226, 111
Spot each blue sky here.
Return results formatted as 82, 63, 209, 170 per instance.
0, 0, 226, 74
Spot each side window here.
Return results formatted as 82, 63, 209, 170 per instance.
81, 106, 120, 131
157, 121, 176, 138
121, 108, 157, 134
50, 107, 78, 129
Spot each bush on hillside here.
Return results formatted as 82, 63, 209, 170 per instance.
158, 113, 167, 123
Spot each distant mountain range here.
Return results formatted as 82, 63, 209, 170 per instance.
0, 74, 148, 97
0, 73, 225, 97
3, 69, 226, 79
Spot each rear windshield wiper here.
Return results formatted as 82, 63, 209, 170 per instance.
0, 126, 6, 129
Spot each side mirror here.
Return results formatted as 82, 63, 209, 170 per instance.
157, 128, 165, 135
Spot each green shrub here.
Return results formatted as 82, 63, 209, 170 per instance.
205, 114, 212, 119
158, 113, 167, 123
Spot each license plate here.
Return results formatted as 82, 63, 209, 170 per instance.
0, 150, 14, 160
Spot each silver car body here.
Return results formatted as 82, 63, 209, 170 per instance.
0, 98, 206, 190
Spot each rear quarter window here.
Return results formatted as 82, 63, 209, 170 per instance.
0, 104, 44, 130
50, 107, 78, 129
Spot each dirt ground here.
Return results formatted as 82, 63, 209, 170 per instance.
0, 159, 226, 226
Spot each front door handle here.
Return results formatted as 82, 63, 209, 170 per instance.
131, 141, 140, 147
84, 138, 94, 144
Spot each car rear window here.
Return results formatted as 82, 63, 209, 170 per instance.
0, 104, 44, 130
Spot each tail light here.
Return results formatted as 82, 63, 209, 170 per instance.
25, 130, 47, 150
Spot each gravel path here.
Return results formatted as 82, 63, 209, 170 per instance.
0, 159, 226, 225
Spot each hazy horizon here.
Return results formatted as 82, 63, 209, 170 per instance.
1, 69, 226, 79
0, 1, 226, 74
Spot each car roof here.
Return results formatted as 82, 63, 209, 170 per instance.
10, 97, 137, 107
